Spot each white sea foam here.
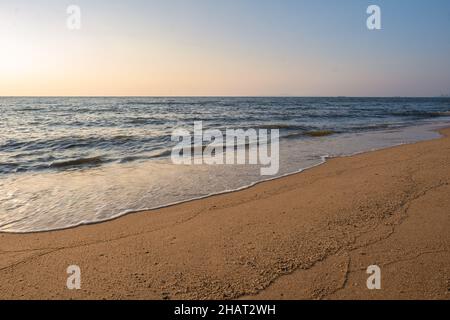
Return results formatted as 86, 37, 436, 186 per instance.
1, 120, 448, 233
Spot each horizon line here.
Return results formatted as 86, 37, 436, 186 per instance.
1, 95, 449, 98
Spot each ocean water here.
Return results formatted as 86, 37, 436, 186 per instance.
1, 97, 449, 232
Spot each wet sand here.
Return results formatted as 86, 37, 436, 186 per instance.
1, 128, 449, 300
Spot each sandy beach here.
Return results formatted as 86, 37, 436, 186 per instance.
1, 128, 449, 300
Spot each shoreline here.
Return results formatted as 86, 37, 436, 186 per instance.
1, 123, 447, 235
0, 128, 449, 299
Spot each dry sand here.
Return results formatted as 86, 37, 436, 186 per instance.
1, 128, 449, 300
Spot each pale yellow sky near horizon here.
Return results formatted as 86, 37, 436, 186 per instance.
0, 24, 376, 97
0, 30, 419, 97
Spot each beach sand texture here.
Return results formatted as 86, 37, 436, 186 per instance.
1, 128, 449, 300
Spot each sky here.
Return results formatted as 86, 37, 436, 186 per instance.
0, 0, 450, 97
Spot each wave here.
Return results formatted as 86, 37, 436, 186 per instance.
388, 110, 449, 118
119, 149, 173, 163
148, 149, 172, 159
126, 118, 154, 125
304, 130, 336, 137
124, 100, 223, 106
231, 124, 308, 131
49, 156, 105, 169
283, 130, 336, 139
1, 135, 142, 152
258, 124, 302, 130
434, 111, 450, 116
15, 107, 47, 112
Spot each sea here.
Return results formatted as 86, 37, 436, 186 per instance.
1, 97, 449, 232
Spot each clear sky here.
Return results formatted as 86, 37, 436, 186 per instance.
1, 0, 450, 96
